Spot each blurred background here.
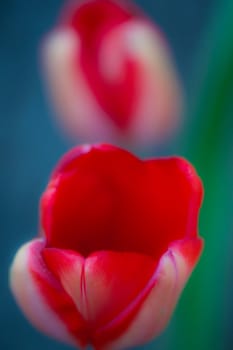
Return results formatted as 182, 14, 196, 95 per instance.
2, 0, 233, 349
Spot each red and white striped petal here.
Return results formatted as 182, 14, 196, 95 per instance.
10, 238, 202, 350
99, 20, 182, 145
101, 238, 203, 350
42, 0, 183, 146
9, 239, 82, 348
42, 249, 158, 328
42, 29, 117, 143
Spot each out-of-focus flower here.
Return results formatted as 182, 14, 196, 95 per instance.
10, 144, 203, 350
42, 0, 183, 146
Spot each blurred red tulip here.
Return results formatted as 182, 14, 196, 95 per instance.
10, 144, 203, 349
42, 0, 183, 146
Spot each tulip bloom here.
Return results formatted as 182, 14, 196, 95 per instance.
10, 145, 203, 349
42, 0, 182, 146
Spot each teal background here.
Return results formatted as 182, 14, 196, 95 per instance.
3, 1, 232, 350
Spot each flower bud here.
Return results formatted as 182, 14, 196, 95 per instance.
10, 144, 203, 349
42, 0, 183, 146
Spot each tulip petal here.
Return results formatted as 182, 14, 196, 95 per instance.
99, 19, 182, 143
41, 145, 203, 261
142, 156, 203, 254
42, 248, 87, 319
43, 249, 158, 329
169, 237, 204, 281
10, 239, 87, 348
42, 28, 116, 142
42, 0, 182, 145
99, 237, 203, 350
60, 0, 140, 130
41, 239, 202, 349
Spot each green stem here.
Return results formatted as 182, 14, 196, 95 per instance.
173, 0, 233, 349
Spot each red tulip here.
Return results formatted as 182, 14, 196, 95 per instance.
10, 144, 203, 349
42, 0, 183, 146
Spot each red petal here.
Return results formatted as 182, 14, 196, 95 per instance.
60, 0, 143, 129
41, 145, 144, 255
10, 240, 78, 347
61, 0, 136, 35
145, 157, 203, 240
28, 240, 89, 347
43, 248, 158, 343
10, 236, 203, 350
98, 237, 203, 350
83, 251, 158, 327
169, 237, 204, 272
41, 145, 203, 260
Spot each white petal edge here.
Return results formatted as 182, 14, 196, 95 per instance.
42, 29, 117, 143
99, 20, 183, 147
9, 240, 78, 347
102, 246, 194, 350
